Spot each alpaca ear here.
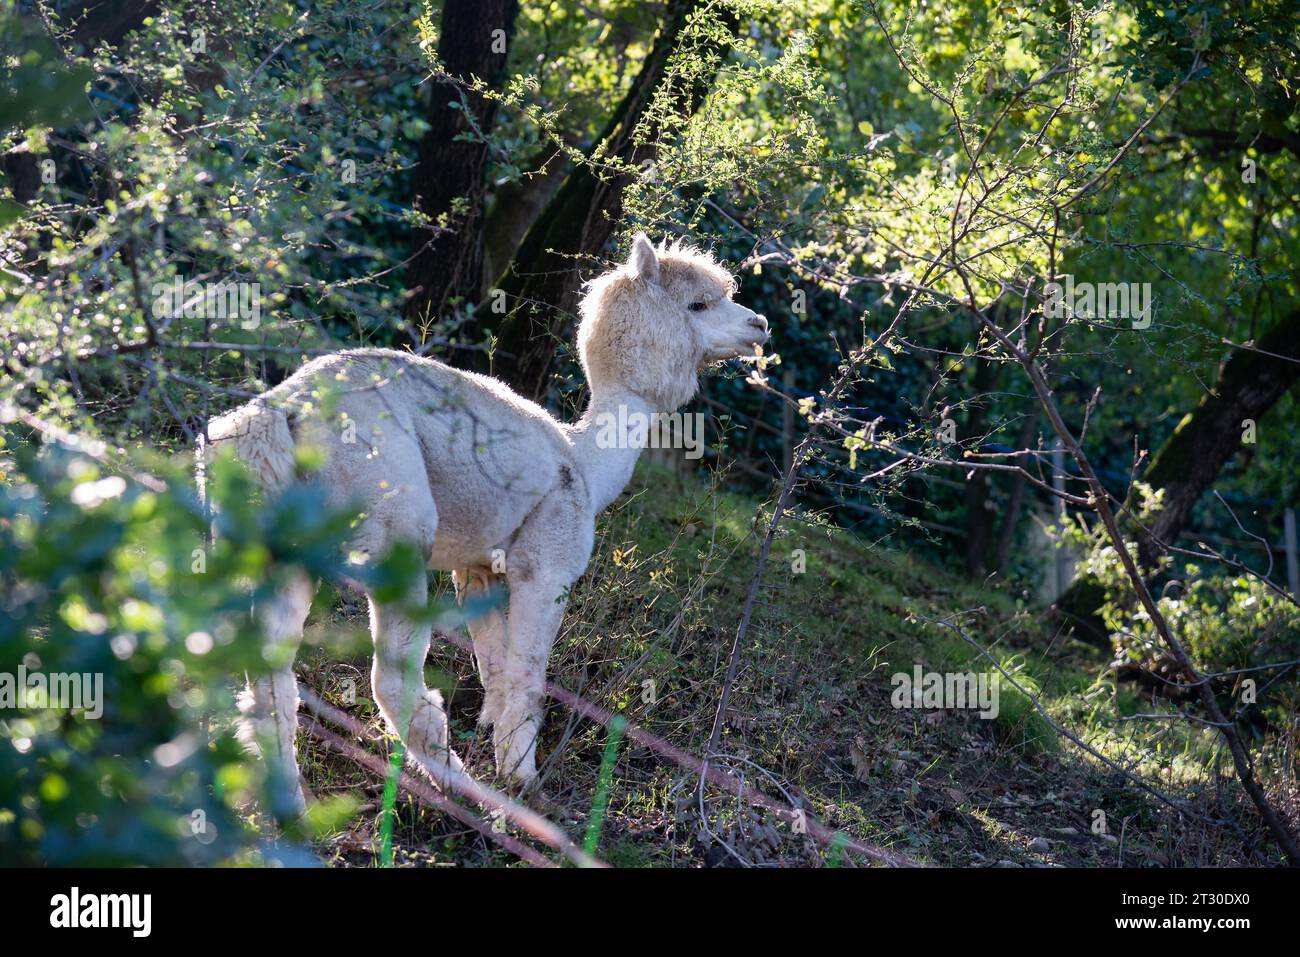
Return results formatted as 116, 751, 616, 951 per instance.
628, 232, 660, 284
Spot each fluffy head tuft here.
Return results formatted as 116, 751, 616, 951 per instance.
577, 235, 741, 410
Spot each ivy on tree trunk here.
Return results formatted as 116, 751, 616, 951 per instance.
1055, 307, 1300, 645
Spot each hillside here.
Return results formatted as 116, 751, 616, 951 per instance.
291, 462, 1261, 867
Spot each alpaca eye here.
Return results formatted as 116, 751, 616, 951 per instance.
688, 302, 709, 312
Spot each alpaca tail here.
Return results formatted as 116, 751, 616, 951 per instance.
234, 684, 262, 756
196, 403, 299, 710
199, 401, 303, 792
198, 399, 298, 495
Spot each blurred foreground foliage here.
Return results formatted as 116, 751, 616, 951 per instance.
0, 430, 374, 864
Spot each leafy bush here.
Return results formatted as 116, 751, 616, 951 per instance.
1110, 568, 1300, 719
0, 428, 357, 864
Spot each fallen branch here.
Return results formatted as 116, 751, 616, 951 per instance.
301, 718, 554, 868
435, 630, 917, 868
921, 611, 1222, 823
299, 687, 603, 868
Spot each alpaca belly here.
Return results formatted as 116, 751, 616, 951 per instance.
425, 531, 503, 572
424, 495, 537, 572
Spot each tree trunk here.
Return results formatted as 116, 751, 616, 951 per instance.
993, 408, 1041, 573
963, 356, 1000, 576
1055, 307, 1300, 644
480, 146, 571, 300
401, 0, 518, 345
486, 0, 729, 400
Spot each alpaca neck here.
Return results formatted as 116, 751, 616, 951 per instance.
571, 387, 660, 513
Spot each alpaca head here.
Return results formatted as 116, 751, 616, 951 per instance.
577, 234, 769, 410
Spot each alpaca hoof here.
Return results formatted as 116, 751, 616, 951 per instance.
493, 764, 540, 800
501, 774, 540, 800
420, 749, 465, 790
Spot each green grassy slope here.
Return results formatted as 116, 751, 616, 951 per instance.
294, 462, 1272, 867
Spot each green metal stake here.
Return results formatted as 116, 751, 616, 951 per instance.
380, 632, 426, 868
825, 830, 847, 868
379, 741, 404, 867
584, 714, 627, 855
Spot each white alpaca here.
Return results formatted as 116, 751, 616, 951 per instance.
203, 234, 768, 811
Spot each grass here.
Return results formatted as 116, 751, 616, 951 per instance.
287, 461, 1287, 867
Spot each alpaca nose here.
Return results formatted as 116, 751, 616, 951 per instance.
749, 314, 769, 333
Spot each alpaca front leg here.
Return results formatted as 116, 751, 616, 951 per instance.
368, 585, 465, 787
493, 577, 569, 785
453, 567, 508, 729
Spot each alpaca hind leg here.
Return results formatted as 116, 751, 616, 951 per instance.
343, 435, 463, 786
238, 572, 314, 819
369, 578, 465, 787
453, 567, 508, 729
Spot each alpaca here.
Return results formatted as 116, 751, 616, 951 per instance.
202, 234, 769, 812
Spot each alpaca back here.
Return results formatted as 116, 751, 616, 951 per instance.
199, 348, 584, 573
